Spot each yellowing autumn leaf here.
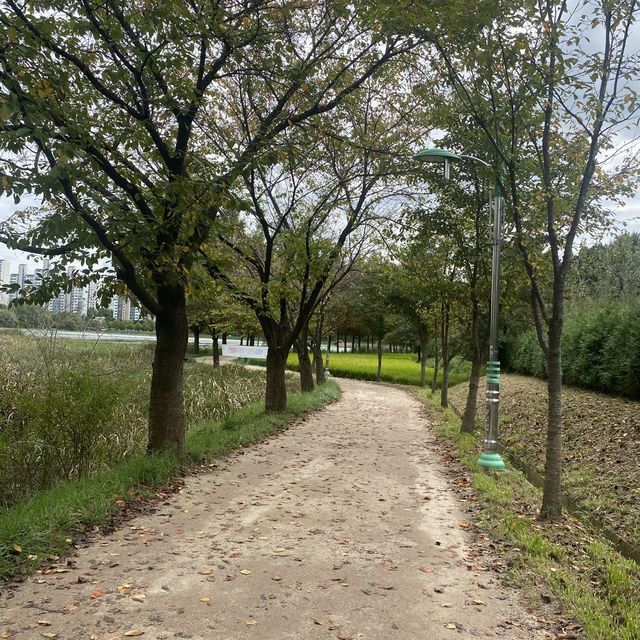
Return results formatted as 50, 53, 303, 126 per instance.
124, 631, 145, 637
12, 545, 22, 553
245, 620, 257, 626
240, 569, 252, 575
1, 631, 12, 638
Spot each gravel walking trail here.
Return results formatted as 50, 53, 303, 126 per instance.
1, 379, 549, 639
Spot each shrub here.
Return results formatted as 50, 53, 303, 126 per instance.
505, 299, 640, 399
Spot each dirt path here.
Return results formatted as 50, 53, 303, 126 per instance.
1, 379, 548, 639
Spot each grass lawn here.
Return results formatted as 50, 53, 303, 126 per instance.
251, 352, 471, 387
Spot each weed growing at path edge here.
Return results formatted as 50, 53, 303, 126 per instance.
417, 389, 640, 640
0, 380, 341, 582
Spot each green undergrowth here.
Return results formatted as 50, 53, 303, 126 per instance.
0, 380, 341, 582
417, 389, 640, 640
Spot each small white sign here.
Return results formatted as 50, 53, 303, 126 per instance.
221, 345, 268, 359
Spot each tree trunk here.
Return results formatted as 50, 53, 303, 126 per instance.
211, 328, 220, 368
240, 336, 244, 346
147, 285, 188, 455
313, 317, 326, 384
440, 302, 450, 408
540, 325, 563, 520
419, 325, 428, 387
344, 333, 348, 353
295, 322, 314, 392
222, 333, 227, 345
192, 326, 200, 354
336, 331, 340, 353
376, 338, 383, 381
461, 355, 482, 433
357, 335, 361, 352
351, 335, 355, 353
250, 334, 255, 346
461, 297, 482, 433
265, 346, 288, 412
366, 336, 370, 352
431, 331, 439, 393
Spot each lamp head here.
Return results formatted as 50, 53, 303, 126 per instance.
413, 148, 462, 180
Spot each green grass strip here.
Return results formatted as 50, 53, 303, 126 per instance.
416, 389, 640, 640
246, 352, 470, 387
0, 381, 341, 582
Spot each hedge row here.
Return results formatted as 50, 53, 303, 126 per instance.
505, 299, 640, 399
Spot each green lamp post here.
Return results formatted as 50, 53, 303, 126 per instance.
414, 148, 506, 472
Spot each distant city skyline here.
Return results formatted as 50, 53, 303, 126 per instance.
0, 257, 142, 321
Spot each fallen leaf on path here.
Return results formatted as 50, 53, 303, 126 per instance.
313, 618, 326, 625
271, 575, 282, 581
200, 597, 210, 603
117, 584, 132, 593
245, 620, 257, 626
12, 545, 22, 553
472, 599, 485, 605
1, 631, 12, 638
459, 522, 470, 529
240, 569, 252, 575
272, 547, 285, 554
123, 631, 145, 637
444, 623, 457, 630
131, 594, 146, 603
419, 566, 433, 573
336, 632, 352, 639
90, 589, 107, 599
200, 568, 213, 575
37, 621, 52, 626
441, 603, 454, 608
41, 633, 57, 638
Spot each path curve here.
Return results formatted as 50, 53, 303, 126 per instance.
1, 379, 546, 639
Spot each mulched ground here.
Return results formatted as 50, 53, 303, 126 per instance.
448, 374, 640, 552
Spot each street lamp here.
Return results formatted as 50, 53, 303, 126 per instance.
414, 147, 506, 472
324, 332, 332, 378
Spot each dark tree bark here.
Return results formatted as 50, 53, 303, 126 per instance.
313, 314, 326, 384
351, 334, 355, 353
431, 328, 439, 394
540, 317, 564, 519
357, 335, 361, 352
191, 325, 200, 355
295, 321, 315, 392
211, 327, 220, 368
418, 324, 428, 387
240, 336, 244, 346
250, 334, 255, 346
222, 333, 227, 345
265, 346, 288, 412
376, 337, 383, 381
440, 301, 451, 408
461, 294, 483, 433
343, 333, 347, 353
147, 285, 188, 455
336, 331, 340, 353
